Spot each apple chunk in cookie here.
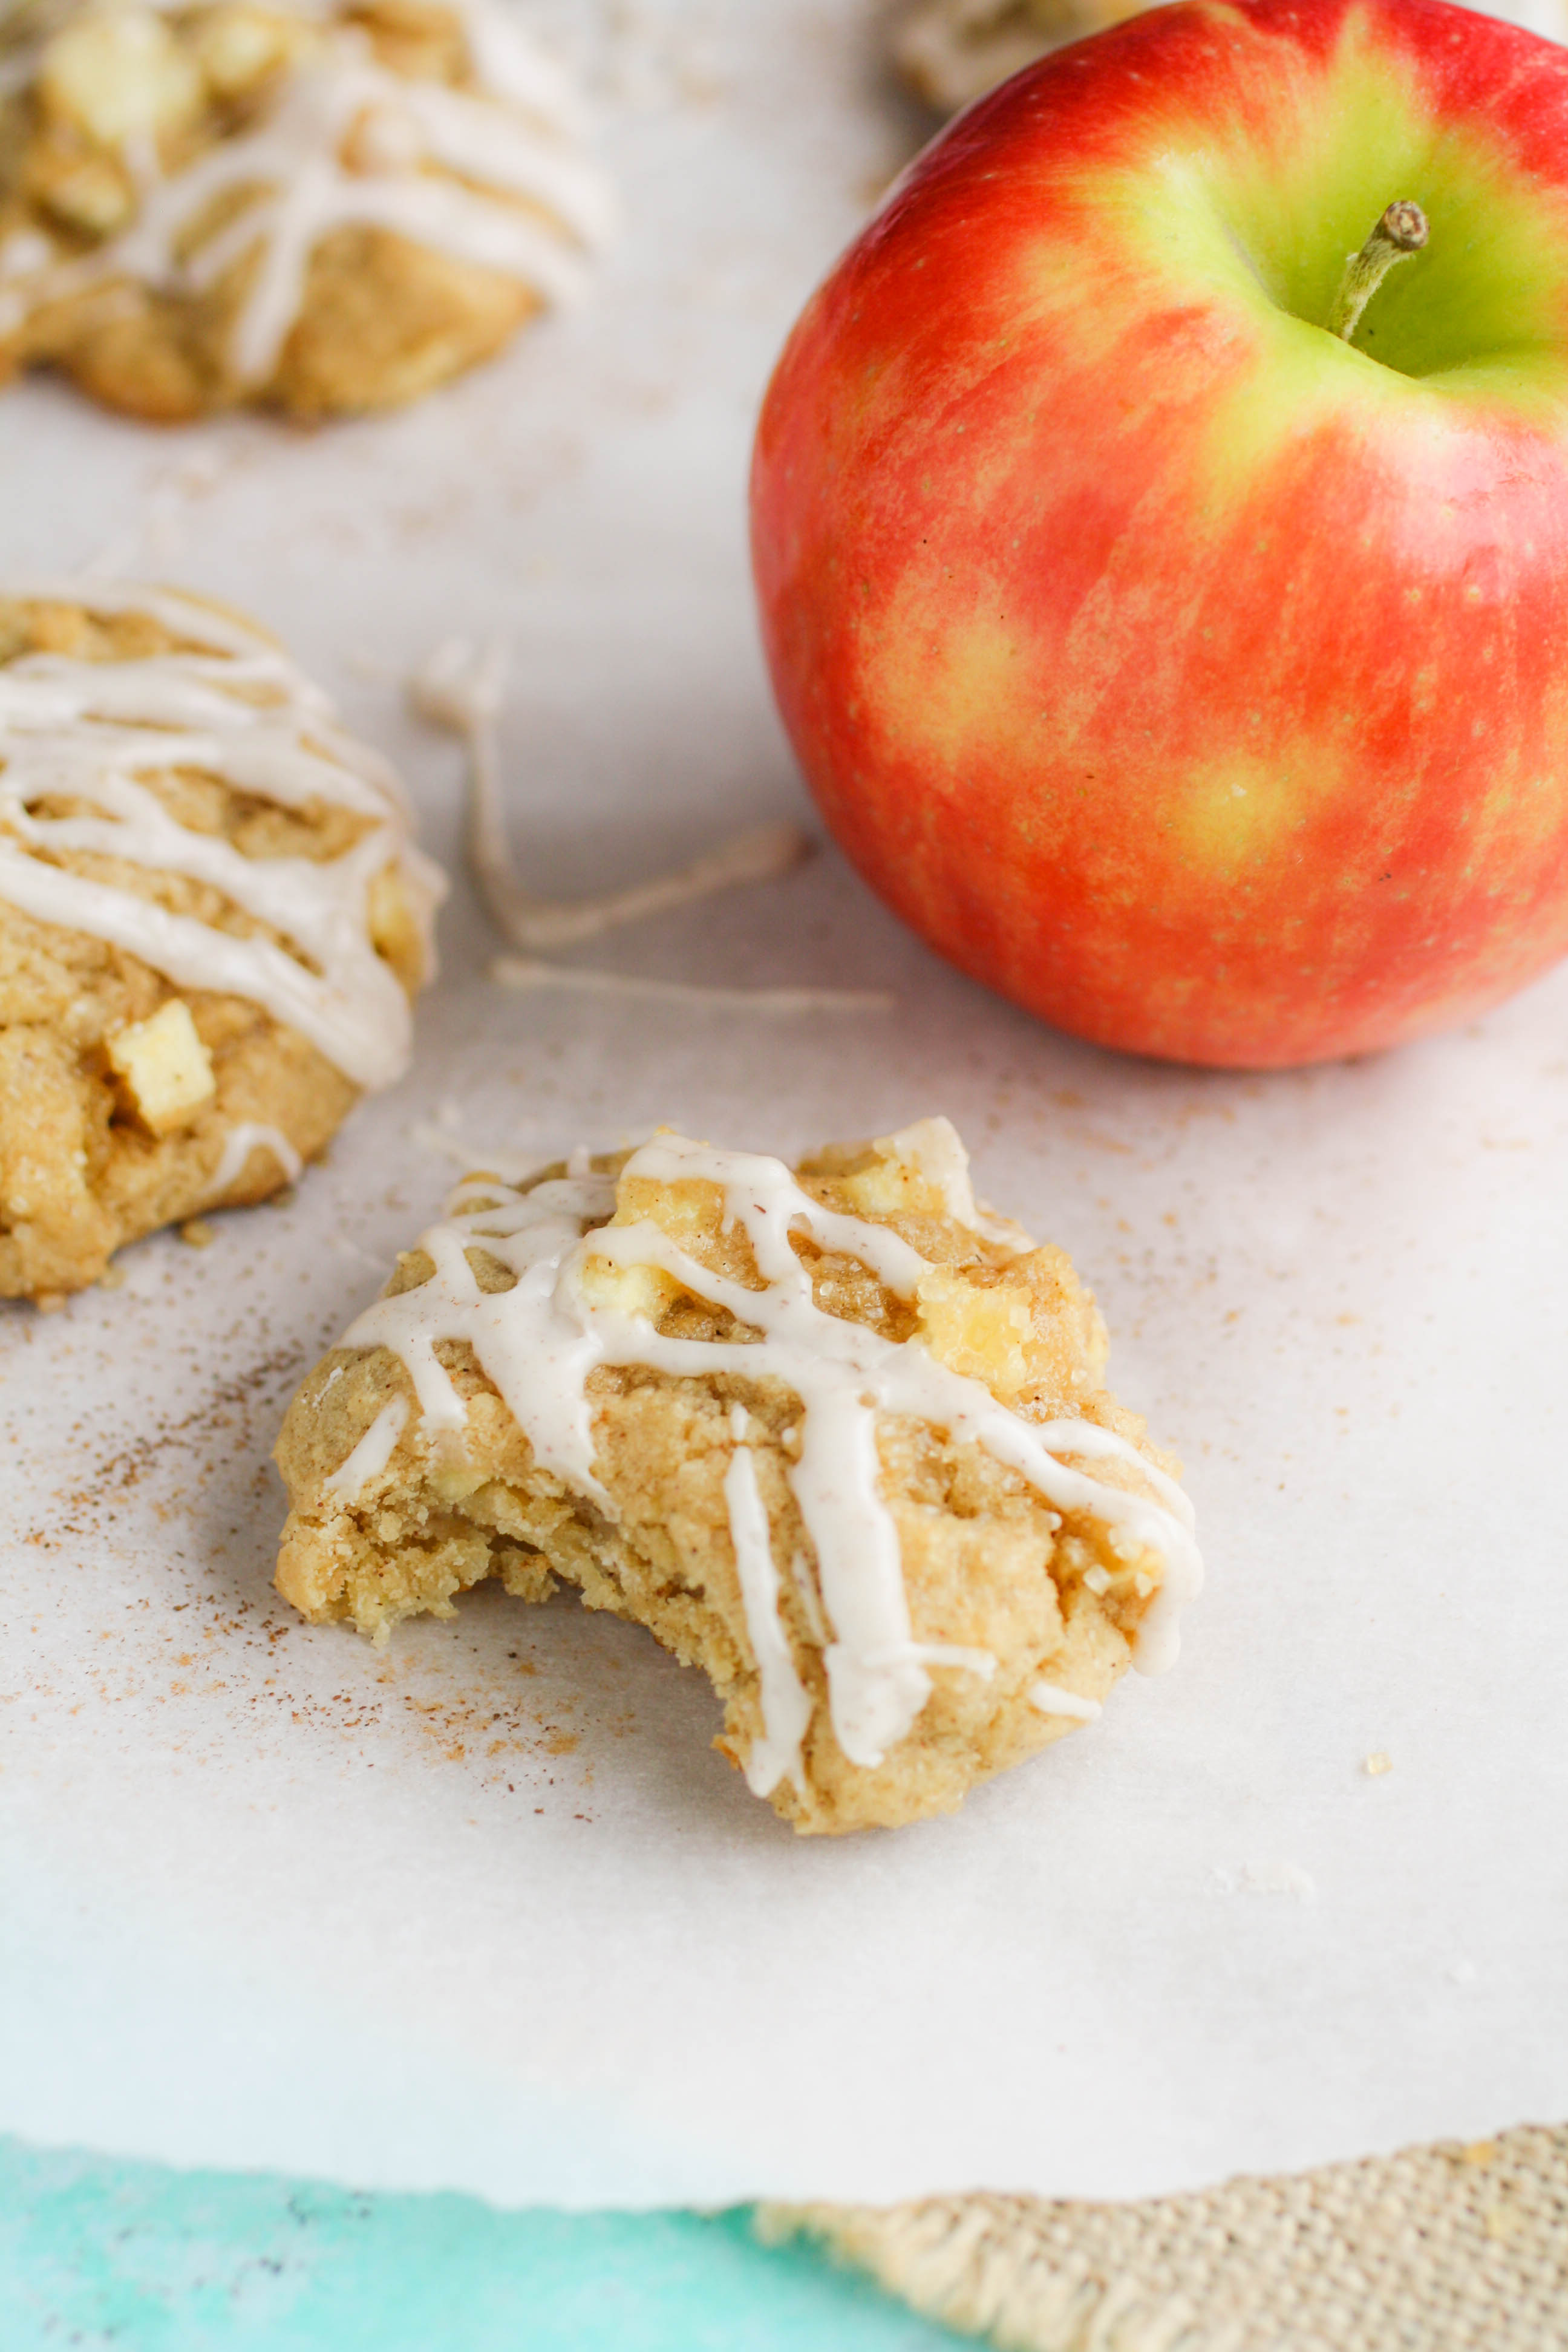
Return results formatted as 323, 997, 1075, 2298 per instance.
274, 1120, 1200, 1834
0, 581, 445, 1302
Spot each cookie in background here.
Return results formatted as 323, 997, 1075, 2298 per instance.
0, 0, 616, 419
893, 0, 1161, 113
893, 0, 1568, 113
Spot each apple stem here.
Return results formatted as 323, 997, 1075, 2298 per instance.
1325, 200, 1428, 345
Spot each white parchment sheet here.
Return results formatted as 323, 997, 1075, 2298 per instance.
3, 0, 1567, 2209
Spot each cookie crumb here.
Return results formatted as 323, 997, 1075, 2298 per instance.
1363, 1749, 1393, 1775
1215, 1861, 1317, 1901
179, 1219, 216, 1249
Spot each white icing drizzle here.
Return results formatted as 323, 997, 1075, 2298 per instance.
332, 1128, 1201, 1785
0, 579, 443, 1088
724, 1437, 812, 1798
492, 958, 895, 1015
895, 1643, 997, 1677
0, 0, 616, 384
204, 1119, 304, 1200
324, 1391, 408, 1497
1029, 1682, 1103, 1722
411, 639, 824, 979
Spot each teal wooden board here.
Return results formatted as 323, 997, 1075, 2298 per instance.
0, 2138, 970, 2350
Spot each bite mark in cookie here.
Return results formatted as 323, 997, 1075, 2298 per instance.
274, 1119, 1200, 1833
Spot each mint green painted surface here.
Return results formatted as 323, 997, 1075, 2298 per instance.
1, 2137, 972, 2350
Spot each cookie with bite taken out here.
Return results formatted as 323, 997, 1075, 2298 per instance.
273, 1119, 1199, 1833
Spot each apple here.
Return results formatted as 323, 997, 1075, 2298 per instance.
751, 0, 1568, 1067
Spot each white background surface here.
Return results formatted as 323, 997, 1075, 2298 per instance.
2, 0, 1567, 2208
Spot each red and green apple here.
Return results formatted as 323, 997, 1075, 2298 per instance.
751, 0, 1568, 1066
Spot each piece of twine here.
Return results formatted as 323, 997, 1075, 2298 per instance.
761, 2119, 1568, 2350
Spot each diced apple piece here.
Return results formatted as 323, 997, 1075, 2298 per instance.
106, 1001, 215, 1137
39, 8, 204, 148
367, 863, 426, 990
28, 145, 134, 236
194, 4, 312, 100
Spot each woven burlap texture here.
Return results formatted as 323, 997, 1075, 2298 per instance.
761, 2122, 1568, 2350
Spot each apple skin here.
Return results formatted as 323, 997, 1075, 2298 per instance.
751, 0, 1568, 1066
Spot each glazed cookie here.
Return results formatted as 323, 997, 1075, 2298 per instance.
275, 1120, 1200, 1834
0, 0, 614, 420
894, 0, 1154, 113
0, 580, 444, 1301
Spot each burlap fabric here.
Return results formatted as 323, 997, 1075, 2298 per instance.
761, 2123, 1568, 2348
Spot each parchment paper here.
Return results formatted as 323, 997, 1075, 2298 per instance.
3, 0, 1566, 2209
